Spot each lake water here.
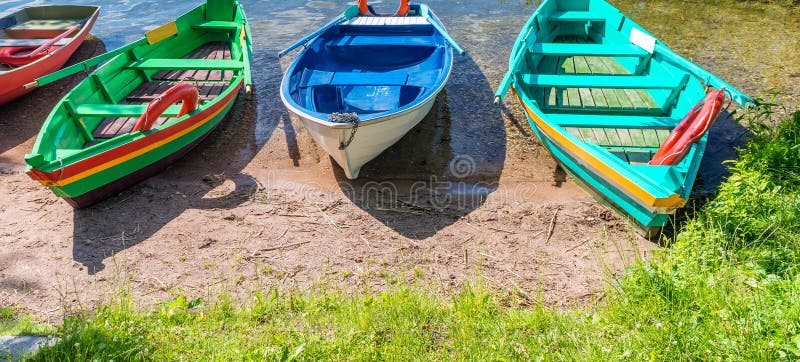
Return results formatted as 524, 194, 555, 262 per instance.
1, 0, 798, 190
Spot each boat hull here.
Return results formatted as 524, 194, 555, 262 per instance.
287, 88, 438, 179
27, 82, 242, 207
496, 0, 750, 230
280, 4, 455, 179
0, 6, 99, 105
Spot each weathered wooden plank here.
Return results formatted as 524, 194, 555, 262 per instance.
656, 129, 671, 143
591, 128, 611, 145
643, 129, 663, 147
579, 128, 596, 143
629, 128, 647, 146
604, 128, 623, 146
615, 128, 634, 146
565, 127, 584, 140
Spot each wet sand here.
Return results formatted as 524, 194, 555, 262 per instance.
1, 0, 798, 321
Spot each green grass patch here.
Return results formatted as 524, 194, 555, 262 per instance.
0, 306, 53, 336
22, 109, 800, 361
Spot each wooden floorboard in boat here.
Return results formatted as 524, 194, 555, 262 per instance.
152, 42, 233, 82
89, 80, 225, 141
563, 126, 667, 149
538, 36, 660, 113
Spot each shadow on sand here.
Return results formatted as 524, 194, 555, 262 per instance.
69, 51, 291, 274
334, 55, 507, 240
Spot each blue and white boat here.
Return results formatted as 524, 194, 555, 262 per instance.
280, 0, 464, 179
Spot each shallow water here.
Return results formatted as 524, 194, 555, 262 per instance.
1, 0, 797, 189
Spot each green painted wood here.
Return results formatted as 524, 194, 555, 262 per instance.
74, 104, 184, 117
193, 21, 240, 31
583, 56, 617, 75
531, 43, 648, 57
656, 129, 671, 142
603, 128, 622, 145
565, 127, 583, 140
572, 54, 592, 75
521, 74, 683, 90
579, 128, 595, 142
629, 128, 647, 146
125, 59, 243, 70
590, 128, 611, 145
616, 128, 634, 146
205, 0, 237, 22
643, 129, 663, 147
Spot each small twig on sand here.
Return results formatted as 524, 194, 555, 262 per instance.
277, 213, 309, 218
7, 291, 32, 306
249, 240, 311, 258
276, 228, 289, 240
316, 205, 340, 229
545, 208, 560, 244
566, 238, 592, 252
487, 226, 515, 234
478, 251, 497, 259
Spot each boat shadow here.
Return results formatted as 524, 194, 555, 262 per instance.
334, 55, 507, 240
0, 38, 106, 162
70, 87, 262, 274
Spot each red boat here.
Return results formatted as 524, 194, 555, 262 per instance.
0, 5, 99, 105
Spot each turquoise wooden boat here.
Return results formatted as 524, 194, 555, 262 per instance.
495, 0, 751, 229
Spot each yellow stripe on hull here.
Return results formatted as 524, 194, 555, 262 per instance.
512, 87, 686, 210
43, 104, 228, 188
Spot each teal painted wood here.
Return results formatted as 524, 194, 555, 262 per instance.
521, 74, 683, 89
495, 0, 752, 229
532, 43, 647, 57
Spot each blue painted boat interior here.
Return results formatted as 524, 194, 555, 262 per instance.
283, 5, 452, 120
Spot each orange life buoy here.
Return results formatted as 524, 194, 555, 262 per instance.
649, 89, 726, 166
357, 0, 410, 17
0, 25, 79, 67
131, 83, 199, 133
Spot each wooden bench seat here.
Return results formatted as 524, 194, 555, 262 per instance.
522, 74, 683, 90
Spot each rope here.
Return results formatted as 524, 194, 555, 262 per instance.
329, 112, 360, 150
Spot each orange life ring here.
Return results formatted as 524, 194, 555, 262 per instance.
131, 83, 199, 133
649, 89, 726, 166
0, 25, 79, 67
357, 0, 410, 17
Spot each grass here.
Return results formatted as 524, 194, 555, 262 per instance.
7, 108, 800, 360
0, 306, 52, 336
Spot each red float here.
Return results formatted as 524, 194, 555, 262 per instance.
131, 83, 199, 133
650, 89, 726, 166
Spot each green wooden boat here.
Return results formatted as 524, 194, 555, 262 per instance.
24, 0, 252, 208
495, 0, 751, 229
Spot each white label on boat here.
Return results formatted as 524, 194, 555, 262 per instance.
629, 28, 656, 54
